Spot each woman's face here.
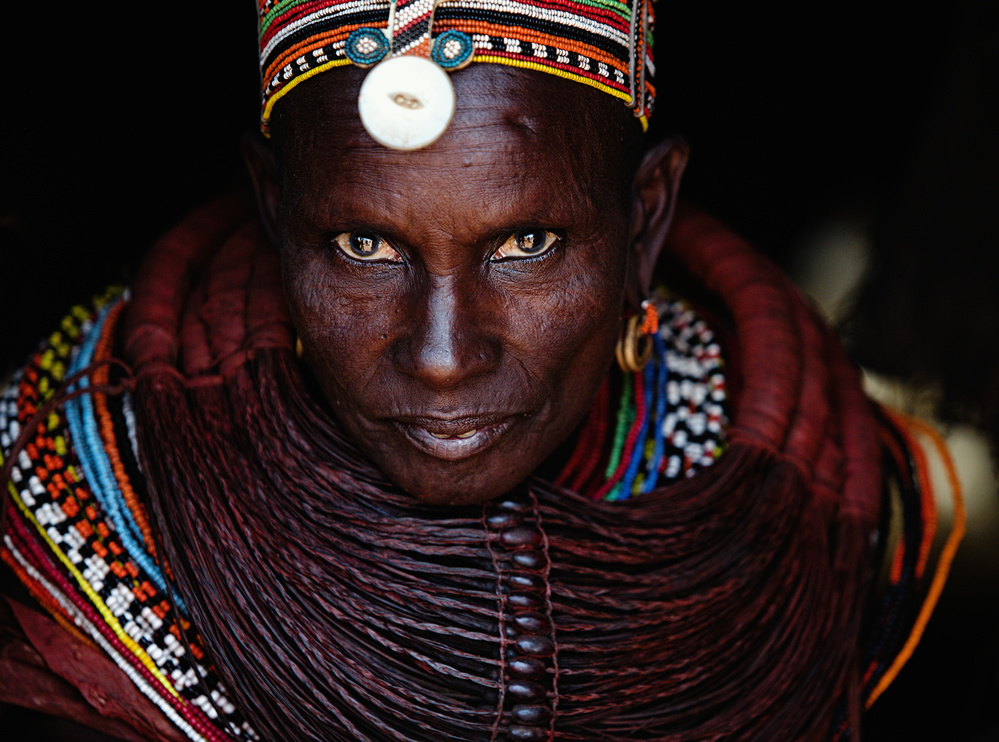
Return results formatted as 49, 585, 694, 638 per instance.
257, 67, 669, 505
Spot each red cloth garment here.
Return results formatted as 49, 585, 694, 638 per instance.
0, 595, 185, 741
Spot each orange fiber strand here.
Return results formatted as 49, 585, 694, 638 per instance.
865, 410, 965, 708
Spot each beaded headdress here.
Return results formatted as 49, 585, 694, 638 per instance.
257, 0, 657, 149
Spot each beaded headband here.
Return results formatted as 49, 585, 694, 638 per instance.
257, 0, 657, 150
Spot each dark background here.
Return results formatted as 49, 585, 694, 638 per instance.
2, 3, 998, 738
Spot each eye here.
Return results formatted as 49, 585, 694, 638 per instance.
491, 230, 561, 261
332, 232, 402, 263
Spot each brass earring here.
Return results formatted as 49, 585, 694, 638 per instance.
615, 300, 658, 373
295, 337, 304, 359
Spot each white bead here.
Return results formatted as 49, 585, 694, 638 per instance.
358, 55, 455, 151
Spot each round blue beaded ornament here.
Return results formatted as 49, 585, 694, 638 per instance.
430, 29, 474, 70
345, 28, 390, 67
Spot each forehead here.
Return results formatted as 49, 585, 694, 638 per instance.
271, 65, 640, 212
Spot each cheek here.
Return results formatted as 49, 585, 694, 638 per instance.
558, 281, 624, 399
548, 246, 627, 352
280, 247, 398, 401
499, 248, 627, 417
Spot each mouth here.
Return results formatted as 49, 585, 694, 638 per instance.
392, 415, 516, 461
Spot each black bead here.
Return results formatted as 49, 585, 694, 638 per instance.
512, 704, 553, 725
512, 612, 549, 634
486, 511, 520, 529
512, 550, 545, 569
494, 499, 529, 513
501, 527, 542, 549
509, 724, 548, 741
508, 573, 544, 590
507, 592, 541, 610
515, 635, 555, 657
507, 679, 546, 701
507, 656, 546, 679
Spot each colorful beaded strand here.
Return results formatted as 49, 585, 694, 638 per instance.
641, 332, 669, 493
62, 301, 185, 611
588, 372, 633, 501
614, 351, 657, 500
603, 366, 647, 501
89, 304, 159, 557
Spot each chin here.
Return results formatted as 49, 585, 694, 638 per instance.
391, 461, 529, 507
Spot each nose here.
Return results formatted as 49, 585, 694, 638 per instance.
394, 274, 501, 391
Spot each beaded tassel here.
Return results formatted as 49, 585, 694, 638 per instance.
641, 332, 669, 493
614, 351, 657, 499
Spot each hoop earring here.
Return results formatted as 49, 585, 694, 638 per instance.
615, 300, 658, 373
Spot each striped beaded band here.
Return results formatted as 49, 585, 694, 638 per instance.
0, 293, 257, 741
257, 0, 657, 138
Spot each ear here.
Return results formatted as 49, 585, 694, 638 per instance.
242, 131, 282, 247
626, 137, 689, 309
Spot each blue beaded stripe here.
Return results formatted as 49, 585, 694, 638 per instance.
641, 332, 668, 494
63, 301, 187, 613
610, 346, 657, 501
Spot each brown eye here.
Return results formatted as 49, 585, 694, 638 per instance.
333, 232, 402, 262
491, 230, 560, 261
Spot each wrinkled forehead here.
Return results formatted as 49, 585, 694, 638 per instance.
270, 64, 643, 206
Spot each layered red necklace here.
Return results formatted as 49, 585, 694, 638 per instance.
2, 196, 959, 741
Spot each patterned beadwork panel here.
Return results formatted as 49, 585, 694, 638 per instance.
256, 0, 656, 131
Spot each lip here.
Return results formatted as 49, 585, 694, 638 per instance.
392, 415, 516, 461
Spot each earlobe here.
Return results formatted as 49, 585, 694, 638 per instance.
627, 137, 689, 306
242, 132, 282, 246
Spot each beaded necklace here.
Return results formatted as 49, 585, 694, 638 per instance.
3, 279, 959, 742
0, 203, 965, 740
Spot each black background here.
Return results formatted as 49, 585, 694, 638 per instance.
2, 3, 998, 738
0, 4, 989, 360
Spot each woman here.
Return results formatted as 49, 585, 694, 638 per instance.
0, 2, 961, 740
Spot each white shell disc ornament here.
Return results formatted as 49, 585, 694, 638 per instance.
358, 55, 456, 151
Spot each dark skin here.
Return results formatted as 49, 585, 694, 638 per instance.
246, 65, 687, 506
